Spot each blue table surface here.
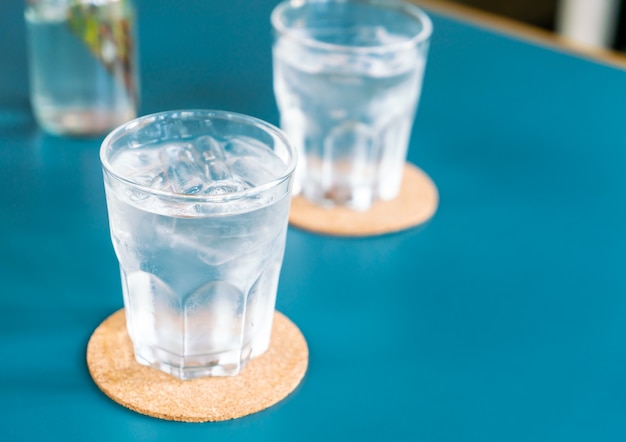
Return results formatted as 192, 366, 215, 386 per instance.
3, 1, 626, 440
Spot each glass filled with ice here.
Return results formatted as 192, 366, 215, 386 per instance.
100, 110, 297, 380
272, 0, 432, 211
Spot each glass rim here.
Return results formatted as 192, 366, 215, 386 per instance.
271, 0, 433, 54
100, 109, 298, 203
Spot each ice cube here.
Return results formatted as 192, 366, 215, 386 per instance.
194, 135, 232, 181
111, 147, 171, 198
128, 169, 168, 189
228, 157, 279, 187
201, 179, 249, 196
159, 143, 205, 194
223, 137, 286, 186
195, 135, 226, 162
223, 136, 276, 159
112, 147, 162, 176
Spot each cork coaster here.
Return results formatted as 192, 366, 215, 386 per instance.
289, 163, 438, 236
87, 309, 308, 422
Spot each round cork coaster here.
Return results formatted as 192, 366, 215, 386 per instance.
289, 163, 438, 237
87, 309, 308, 422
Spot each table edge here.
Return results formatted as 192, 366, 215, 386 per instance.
413, 0, 626, 71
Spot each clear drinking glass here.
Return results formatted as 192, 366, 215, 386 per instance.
272, 0, 432, 211
25, 0, 139, 136
100, 110, 297, 380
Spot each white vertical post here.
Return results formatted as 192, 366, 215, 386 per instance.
556, 0, 621, 48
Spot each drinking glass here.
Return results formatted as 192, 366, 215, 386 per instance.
100, 110, 297, 379
25, 0, 139, 136
272, 0, 432, 211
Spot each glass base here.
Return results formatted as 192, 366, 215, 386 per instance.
134, 344, 256, 380
34, 106, 135, 137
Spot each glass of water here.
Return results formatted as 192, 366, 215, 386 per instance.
25, 0, 139, 136
100, 110, 297, 380
272, 0, 432, 211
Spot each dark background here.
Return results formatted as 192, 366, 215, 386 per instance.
448, 0, 626, 51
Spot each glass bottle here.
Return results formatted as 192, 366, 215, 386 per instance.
25, 0, 139, 136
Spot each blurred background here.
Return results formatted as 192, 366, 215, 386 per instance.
443, 0, 559, 30
444, 0, 626, 51
2, 0, 625, 126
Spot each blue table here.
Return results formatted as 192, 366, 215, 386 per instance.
2, 1, 626, 440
